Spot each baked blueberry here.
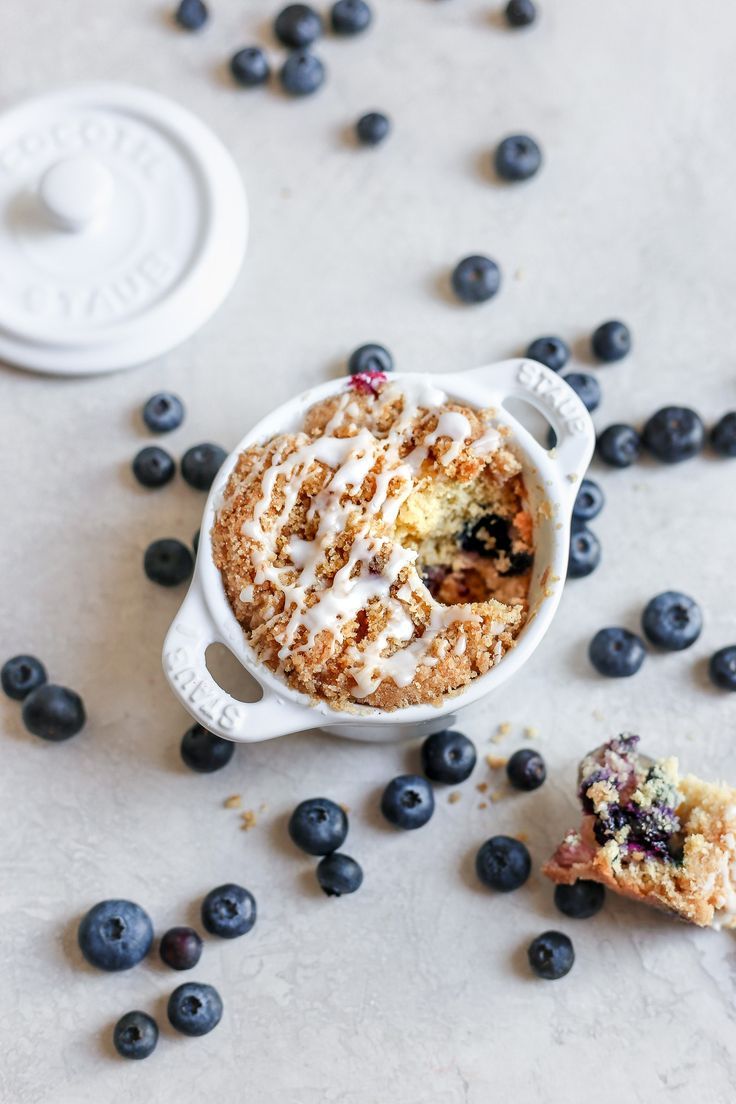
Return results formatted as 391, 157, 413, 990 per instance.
642, 406, 705, 463
525, 336, 569, 373
451, 255, 501, 304
160, 926, 203, 971
113, 1011, 159, 1060
711, 412, 736, 457
572, 478, 604, 523
142, 392, 184, 433
201, 884, 257, 938
421, 729, 477, 784
181, 443, 227, 491
22, 684, 85, 741
563, 371, 601, 413
527, 931, 574, 979
475, 835, 531, 892
460, 513, 531, 575
279, 50, 325, 96
1, 654, 46, 701
174, 0, 208, 31
274, 4, 322, 47
494, 134, 542, 182
596, 423, 641, 468
356, 111, 390, 146
381, 775, 435, 829
316, 852, 363, 897
567, 525, 601, 579
288, 797, 348, 854
132, 446, 175, 489
167, 982, 223, 1036
709, 646, 736, 691
143, 539, 193, 587
331, 0, 372, 34
642, 591, 702, 651
591, 320, 631, 363
180, 723, 235, 773
506, 748, 546, 791
504, 0, 536, 27
78, 900, 153, 971
348, 343, 393, 375
230, 46, 270, 87
554, 880, 605, 919
589, 627, 646, 678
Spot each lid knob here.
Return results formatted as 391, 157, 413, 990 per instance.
38, 153, 114, 233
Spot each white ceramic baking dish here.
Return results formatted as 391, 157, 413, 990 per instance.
163, 359, 595, 743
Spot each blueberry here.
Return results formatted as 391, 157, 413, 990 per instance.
527, 931, 574, 979
181, 443, 227, 491
451, 255, 501, 304
381, 775, 435, 830
348, 343, 393, 375
142, 392, 184, 433
504, 0, 536, 27
160, 926, 203, 971
22, 684, 85, 741
78, 900, 153, 971
143, 539, 193, 587
1, 654, 46, 701
563, 371, 601, 413
421, 729, 477, 784
642, 591, 702, 651
591, 320, 631, 363
132, 446, 175, 489
525, 336, 569, 373
709, 646, 736, 691
460, 513, 531, 575
554, 880, 605, 919
201, 884, 257, 938
288, 797, 348, 854
274, 4, 322, 47
596, 423, 641, 468
589, 627, 646, 678
230, 46, 270, 87
167, 982, 223, 1037
494, 134, 542, 182
572, 478, 604, 523
475, 835, 531, 892
567, 525, 601, 579
174, 0, 208, 31
180, 723, 235, 773
642, 406, 705, 463
356, 111, 390, 146
711, 412, 736, 457
316, 852, 364, 897
279, 50, 325, 96
113, 1011, 158, 1060
506, 748, 546, 791
331, 0, 372, 35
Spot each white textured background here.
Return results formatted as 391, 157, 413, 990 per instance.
2, 2, 736, 1102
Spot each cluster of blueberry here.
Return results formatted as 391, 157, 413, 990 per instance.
1, 653, 86, 741
598, 406, 736, 467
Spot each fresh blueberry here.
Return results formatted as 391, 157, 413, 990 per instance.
279, 50, 325, 96
506, 748, 546, 791
642, 406, 705, 463
421, 729, 477, 784
174, 0, 208, 31
274, 4, 322, 47
525, 336, 569, 373
160, 926, 203, 971
230, 46, 271, 87
711, 412, 736, 457
563, 371, 601, 413
201, 884, 257, 938
597, 423, 641, 468
142, 392, 184, 433
554, 880, 605, 919
113, 1011, 158, 1060
180, 723, 235, 773
709, 646, 736, 691
527, 931, 574, 979
567, 525, 601, 579
132, 446, 175, 489
167, 982, 223, 1037
348, 343, 393, 375
143, 539, 193, 587
1, 654, 46, 701
181, 443, 227, 491
193, 529, 200, 554
316, 852, 364, 897
78, 900, 154, 971
504, 0, 536, 27
331, 0, 372, 34
589, 627, 646, 678
381, 775, 435, 830
22, 684, 85, 741
451, 255, 501, 304
288, 797, 348, 854
572, 478, 604, 523
642, 591, 702, 651
475, 835, 531, 892
356, 111, 390, 146
591, 320, 631, 363
494, 134, 542, 182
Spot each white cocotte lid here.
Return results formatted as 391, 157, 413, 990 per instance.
0, 82, 248, 374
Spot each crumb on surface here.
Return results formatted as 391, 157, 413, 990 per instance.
524, 725, 539, 739
478, 801, 488, 810
490, 789, 504, 803
448, 791, 461, 804
240, 810, 257, 831
476, 782, 488, 793
340, 803, 351, 815
223, 794, 242, 809
516, 831, 529, 843
486, 754, 507, 770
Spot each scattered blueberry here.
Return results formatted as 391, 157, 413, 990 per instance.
642, 406, 705, 463
475, 835, 531, 892
181, 443, 227, 491
142, 392, 184, 433
288, 797, 348, 854
22, 684, 85, 741
567, 525, 601, 579
506, 748, 546, 791
143, 539, 194, 587
279, 50, 325, 96
504, 0, 536, 27
348, 343, 393, 375
167, 982, 223, 1037
589, 627, 646, 678
180, 723, 235, 773
525, 336, 569, 373
709, 646, 736, 691
316, 852, 364, 897
572, 478, 604, 523
230, 46, 271, 87
591, 320, 631, 363
642, 591, 702, 651
527, 931, 574, 979
78, 900, 154, 971
113, 1011, 159, 1060
201, 884, 257, 939
597, 423, 641, 468
160, 926, 203, 971
494, 134, 542, 182
274, 4, 322, 47
563, 371, 601, 413
331, 0, 372, 34
132, 446, 175, 489
1, 654, 46, 701
193, 529, 200, 554
554, 880, 605, 919
174, 0, 208, 31
451, 255, 501, 304
356, 111, 390, 146
381, 775, 435, 830
421, 729, 477, 784
711, 412, 736, 457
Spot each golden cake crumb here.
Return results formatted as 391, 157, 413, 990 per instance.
240, 810, 257, 831
448, 791, 462, 804
223, 795, 242, 809
486, 754, 507, 770
478, 801, 488, 810
476, 782, 488, 793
